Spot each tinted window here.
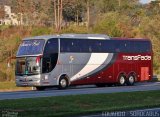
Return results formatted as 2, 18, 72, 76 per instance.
133, 41, 151, 53
114, 40, 132, 53
60, 39, 105, 53
61, 39, 82, 52
87, 40, 102, 52
60, 39, 151, 53
44, 39, 58, 55
101, 40, 115, 52
17, 39, 45, 56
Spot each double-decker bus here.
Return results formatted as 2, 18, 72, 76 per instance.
15, 34, 152, 90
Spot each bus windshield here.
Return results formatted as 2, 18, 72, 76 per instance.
17, 39, 45, 56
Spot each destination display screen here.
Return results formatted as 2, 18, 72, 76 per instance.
17, 39, 45, 56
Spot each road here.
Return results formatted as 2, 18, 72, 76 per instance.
0, 82, 160, 100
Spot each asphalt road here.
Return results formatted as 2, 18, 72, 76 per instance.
0, 82, 160, 100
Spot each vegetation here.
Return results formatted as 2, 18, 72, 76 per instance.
0, 90, 160, 117
0, 81, 31, 91
0, 0, 160, 82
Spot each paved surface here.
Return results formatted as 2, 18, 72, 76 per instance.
0, 82, 160, 100
79, 108, 160, 117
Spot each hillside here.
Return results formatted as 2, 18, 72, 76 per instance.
0, 0, 160, 81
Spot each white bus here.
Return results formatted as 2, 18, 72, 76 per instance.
15, 34, 152, 90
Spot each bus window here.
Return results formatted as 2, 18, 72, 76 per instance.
16, 57, 41, 75
16, 58, 26, 74
44, 39, 58, 55
133, 41, 151, 53
115, 40, 132, 53
26, 57, 40, 74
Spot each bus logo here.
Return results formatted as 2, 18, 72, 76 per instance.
123, 55, 151, 61
69, 56, 74, 63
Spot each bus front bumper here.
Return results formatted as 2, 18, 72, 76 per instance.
16, 75, 45, 87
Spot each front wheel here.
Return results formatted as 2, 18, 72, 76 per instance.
58, 77, 69, 89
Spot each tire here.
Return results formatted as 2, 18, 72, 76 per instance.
95, 83, 106, 87
118, 74, 126, 86
58, 76, 69, 89
126, 74, 135, 86
36, 86, 45, 91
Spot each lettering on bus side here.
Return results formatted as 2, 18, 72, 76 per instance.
123, 55, 151, 61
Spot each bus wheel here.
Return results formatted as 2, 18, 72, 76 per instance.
118, 74, 126, 86
126, 74, 135, 86
58, 77, 69, 89
95, 83, 106, 87
36, 86, 45, 91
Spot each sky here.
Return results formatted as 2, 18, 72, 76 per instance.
139, 0, 155, 4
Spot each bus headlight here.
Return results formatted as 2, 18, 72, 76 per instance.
45, 75, 48, 80
42, 75, 49, 81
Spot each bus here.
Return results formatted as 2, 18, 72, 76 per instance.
15, 34, 153, 90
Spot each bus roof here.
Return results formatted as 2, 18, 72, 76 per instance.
23, 34, 110, 40
23, 34, 150, 42
111, 37, 150, 41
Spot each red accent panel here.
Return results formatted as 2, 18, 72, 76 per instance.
71, 53, 153, 85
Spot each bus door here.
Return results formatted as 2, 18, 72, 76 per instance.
141, 67, 149, 81
42, 39, 58, 74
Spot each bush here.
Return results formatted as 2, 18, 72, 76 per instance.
62, 25, 87, 34
31, 27, 53, 36
92, 12, 123, 37
0, 70, 7, 82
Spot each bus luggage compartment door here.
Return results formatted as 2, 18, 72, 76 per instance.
141, 67, 149, 81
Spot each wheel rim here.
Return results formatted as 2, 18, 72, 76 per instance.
60, 79, 67, 88
129, 76, 134, 84
120, 76, 125, 85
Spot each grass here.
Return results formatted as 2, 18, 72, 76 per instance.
0, 81, 31, 92
0, 90, 160, 117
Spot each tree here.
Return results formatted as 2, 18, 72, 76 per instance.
16, 0, 25, 25
0, 6, 5, 19
53, 0, 63, 32
86, 0, 90, 30
54, 0, 86, 32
